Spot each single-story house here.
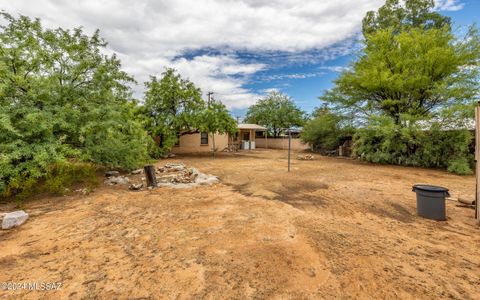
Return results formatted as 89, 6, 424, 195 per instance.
164, 123, 310, 154
168, 124, 268, 154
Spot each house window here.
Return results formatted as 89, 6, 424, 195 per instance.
200, 132, 209, 145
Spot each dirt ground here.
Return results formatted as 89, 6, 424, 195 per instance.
1, 149, 479, 299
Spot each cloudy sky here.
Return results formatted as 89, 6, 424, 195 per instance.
2, 0, 478, 116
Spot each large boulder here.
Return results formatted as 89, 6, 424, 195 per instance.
2, 210, 29, 230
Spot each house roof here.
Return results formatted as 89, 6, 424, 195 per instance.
237, 123, 268, 131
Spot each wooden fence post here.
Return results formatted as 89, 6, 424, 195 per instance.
144, 165, 157, 188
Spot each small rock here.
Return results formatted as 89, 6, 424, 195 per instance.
195, 173, 219, 185
164, 163, 185, 171
297, 154, 314, 160
129, 183, 143, 190
2, 211, 29, 230
105, 176, 130, 185
75, 188, 89, 195
167, 153, 176, 158
131, 169, 143, 175
105, 170, 120, 177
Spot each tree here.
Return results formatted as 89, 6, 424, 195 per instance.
142, 69, 205, 156
0, 13, 150, 198
301, 107, 354, 152
362, 0, 451, 35
321, 0, 479, 174
198, 100, 237, 158
323, 1, 480, 125
245, 91, 305, 137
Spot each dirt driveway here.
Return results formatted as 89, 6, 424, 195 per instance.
1, 149, 479, 299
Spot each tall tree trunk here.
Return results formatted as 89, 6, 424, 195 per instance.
212, 133, 216, 159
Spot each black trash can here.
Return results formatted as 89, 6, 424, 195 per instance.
412, 184, 450, 221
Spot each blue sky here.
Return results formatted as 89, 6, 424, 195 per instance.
238, 0, 480, 117
2, 0, 479, 117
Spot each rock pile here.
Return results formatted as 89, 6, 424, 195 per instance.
106, 162, 219, 190
155, 163, 219, 188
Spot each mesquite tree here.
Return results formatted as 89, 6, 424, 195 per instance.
245, 91, 305, 137
198, 100, 237, 158
0, 13, 151, 198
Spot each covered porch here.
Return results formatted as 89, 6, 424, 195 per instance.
235, 123, 268, 150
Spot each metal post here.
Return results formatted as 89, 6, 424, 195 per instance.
288, 129, 291, 172
476, 104, 480, 222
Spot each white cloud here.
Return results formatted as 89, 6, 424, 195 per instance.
261, 72, 325, 81
318, 66, 350, 72
435, 0, 464, 11
2, 0, 386, 109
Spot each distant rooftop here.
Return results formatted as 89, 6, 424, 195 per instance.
237, 123, 267, 131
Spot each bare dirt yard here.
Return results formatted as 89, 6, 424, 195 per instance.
1, 149, 479, 299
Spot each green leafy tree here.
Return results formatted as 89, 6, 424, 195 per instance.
301, 107, 354, 152
0, 13, 150, 198
198, 100, 238, 158
321, 0, 479, 174
142, 69, 205, 156
362, 0, 451, 35
323, 25, 480, 125
245, 91, 305, 137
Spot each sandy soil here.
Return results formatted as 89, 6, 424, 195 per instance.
0, 149, 479, 299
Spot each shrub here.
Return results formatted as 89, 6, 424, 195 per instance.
301, 110, 354, 151
353, 116, 474, 175
447, 157, 473, 175
0, 13, 151, 200
43, 161, 98, 195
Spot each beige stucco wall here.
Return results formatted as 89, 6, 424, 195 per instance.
171, 133, 229, 154
256, 138, 310, 151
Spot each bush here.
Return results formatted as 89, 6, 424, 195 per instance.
0, 13, 151, 200
447, 157, 473, 175
44, 161, 98, 194
301, 110, 354, 151
353, 116, 474, 175
1, 160, 98, 200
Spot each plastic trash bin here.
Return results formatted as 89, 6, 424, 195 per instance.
412, 184, 450, 221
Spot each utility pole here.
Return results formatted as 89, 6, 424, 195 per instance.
207, 91, 213, 107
